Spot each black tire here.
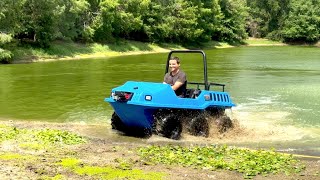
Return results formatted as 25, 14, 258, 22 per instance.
158, 113, 182, 140
111, 112, 126, 132
216, 115, 233, 133
152, 109, 171, 135
188, 113, 209, 137
152, 112, 161, 135
126, 126, 152, 138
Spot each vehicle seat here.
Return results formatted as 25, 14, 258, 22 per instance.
185, 89, 201, 98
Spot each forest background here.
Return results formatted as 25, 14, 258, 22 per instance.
1, 0, 320, 63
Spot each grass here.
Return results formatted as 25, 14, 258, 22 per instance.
0, 153, 30, 160
58, 158, 165, 180
4, 38, 320, 63
244, 38, 285, 45
9, 40, 185, 63
7, 39, 261, 63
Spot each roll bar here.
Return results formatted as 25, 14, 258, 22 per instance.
166, 50, 210, 90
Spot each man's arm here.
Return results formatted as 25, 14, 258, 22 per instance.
171, 81, 183, 90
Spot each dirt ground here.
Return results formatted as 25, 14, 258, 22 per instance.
0, 120, 319, 180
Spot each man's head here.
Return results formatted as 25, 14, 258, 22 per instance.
169, 56, 180, 73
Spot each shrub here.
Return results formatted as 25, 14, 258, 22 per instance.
0, 48, 13, 63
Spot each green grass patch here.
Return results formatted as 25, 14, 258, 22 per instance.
58, 158, 81, 168
0, 125, 86, 148
58, 158, 165, 180
0, 153, 29, 160
138, 145, 305, 179
41, 174, 65, 180
0, 126, 22, 142
244, 38, 284, 45
35, 129, 86, 145
6, 38, 294, 63
9, 40, 172, 62
7, 40, 196, 62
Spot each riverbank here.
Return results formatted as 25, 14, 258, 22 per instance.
9, 38, 287, 63
1, 120, 319, 180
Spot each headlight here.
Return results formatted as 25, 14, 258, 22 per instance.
145, 95, 152, 101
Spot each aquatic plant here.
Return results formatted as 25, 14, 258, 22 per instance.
138, 145, 305, 179
0, 126, 23, 142
35, 129, 86, 145
0, 125, 86, 147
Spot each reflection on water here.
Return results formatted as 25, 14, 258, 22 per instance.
1, 46, 320, 154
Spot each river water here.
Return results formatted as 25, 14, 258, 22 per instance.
1, 46, 319, 155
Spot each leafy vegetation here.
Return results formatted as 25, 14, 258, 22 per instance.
0, 33, 13, 63
0, 125, 86, 146
138, 145, 305, 179
0, 0, 248, 47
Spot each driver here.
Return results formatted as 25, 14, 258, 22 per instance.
163, 56, 187, 97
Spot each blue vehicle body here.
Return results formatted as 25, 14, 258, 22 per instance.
105, 50, 235, 139
105, 81, 235, 129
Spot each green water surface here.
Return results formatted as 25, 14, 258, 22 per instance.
1, 46, 319, 152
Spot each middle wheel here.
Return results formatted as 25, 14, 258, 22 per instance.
188, 113, 209, 137
154, 111, 182, 140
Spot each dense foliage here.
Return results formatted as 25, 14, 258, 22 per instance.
0, 0, 319, 63
282, 0, 320, 42
246, 0, 320, 42
138, 145, 305, 179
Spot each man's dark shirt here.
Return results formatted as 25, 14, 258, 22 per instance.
164, 70, 187, 97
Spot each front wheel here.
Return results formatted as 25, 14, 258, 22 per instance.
111, 112, 126, 132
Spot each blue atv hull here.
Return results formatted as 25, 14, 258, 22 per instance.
105, 81, 235, 129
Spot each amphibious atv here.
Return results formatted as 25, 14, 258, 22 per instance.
105, 50, 235, 140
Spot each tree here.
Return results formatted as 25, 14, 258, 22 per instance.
0, 0, 26, 34
55, 0, 90, 41
18, 0, 66, 48
217, 0, 248, 43
246, 0, 290, 39
282, 0, 320, 42
92, 0, 145, 42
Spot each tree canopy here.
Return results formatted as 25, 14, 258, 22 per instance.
0, 0, 319, 62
